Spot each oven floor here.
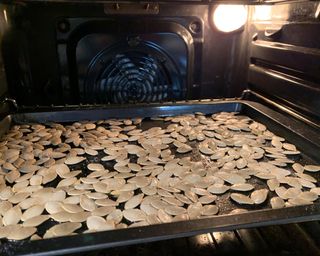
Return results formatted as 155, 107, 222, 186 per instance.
70, 221, 320, 256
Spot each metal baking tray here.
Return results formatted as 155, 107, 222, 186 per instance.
1, 100, 320, 256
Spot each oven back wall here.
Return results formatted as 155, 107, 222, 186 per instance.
1, 2, 248, 107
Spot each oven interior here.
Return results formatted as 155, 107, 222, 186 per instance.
0, 0, 319, 255
1, 1, 319, 120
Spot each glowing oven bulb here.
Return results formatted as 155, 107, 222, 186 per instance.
213, 5, 248, 33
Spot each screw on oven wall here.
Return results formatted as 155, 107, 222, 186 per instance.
127, 36, 141, 47
189, 21, 201, 34
57, 20, 70, 33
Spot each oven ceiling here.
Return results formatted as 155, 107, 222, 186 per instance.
3, 0, 305, 4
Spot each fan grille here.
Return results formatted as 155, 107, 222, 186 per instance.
99, 53, 171, 104
84, 42, 183, 104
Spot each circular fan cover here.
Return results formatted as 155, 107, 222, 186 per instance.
84, 41, 183, 104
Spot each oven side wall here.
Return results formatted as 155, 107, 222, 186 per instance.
246, 2, 320, 124
0, 5, 8, 100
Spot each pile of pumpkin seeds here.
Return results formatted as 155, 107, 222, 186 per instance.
0, 111, 319, 241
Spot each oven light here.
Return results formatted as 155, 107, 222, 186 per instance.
213, 5, 248, 33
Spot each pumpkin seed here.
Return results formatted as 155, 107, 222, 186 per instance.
45, 201, 63, 214
61, 203, 83, 213
8, 192, 30, 204
50, 211, 72, 222
123, 209, 146, 222
0, 186, 14, 200
177, 145, 192, 154
164, 205, 186, 215
95, 198, 118, 207
87, 163, 104, 172
50, 222, 81, 236
157, 209, 173, 223
275, 187, 287, 200
106, 209, 123, 224
270, 197, 285, 209
91, 206, 115, 217
230, 193, 254, 205
310, 188, 320, 195
3, 206, 22, 226
282, 143, 296, 151
30, 234, 42, 240
0, 225, 20, 239
187, 202, 203, 219
57, 177, 77, 188
292, 163, 304, 173
201, 205, 219, 216
172, 213, 189, 222
54, 164, 70, 178
304, 165, 320, 172
87, 216, 107, 231
123, 194, 143, 210
199, 146, 214, 155
207, 184, 229, 194
0, 201, 13, 216
65, 156, 85, 165
251, 189, 268, 204
23, 215, 50, 227
198, 195, 217, 204
298, 191, 318, 202
283, 188, 301, 199
215, 172, 246, 185
128, 163, 141, 172
69, 211, 91, 222
175, 193, 192, 204
267, 179, 280, 191
80, 195, 96, 212
230, 183, 254, 192
288, 198, 312, 206
85, 148, 98, 156
7, 226, 37, 240
21, 205, 44, 221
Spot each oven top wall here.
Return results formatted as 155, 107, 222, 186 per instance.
0, 2, 249, 107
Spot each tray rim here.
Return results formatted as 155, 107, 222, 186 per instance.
2, 204, 320, 256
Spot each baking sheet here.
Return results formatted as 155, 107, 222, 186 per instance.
1, 100, 320, 256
